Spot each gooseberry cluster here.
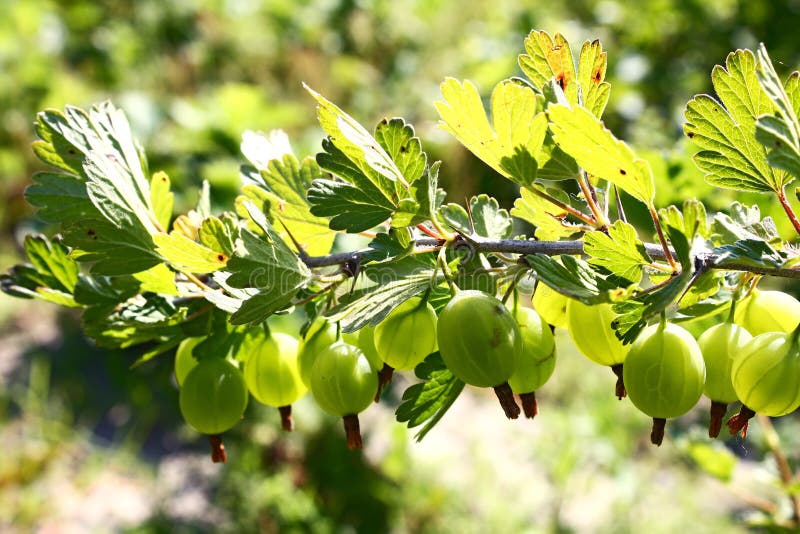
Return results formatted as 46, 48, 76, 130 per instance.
176, 280, 800, 460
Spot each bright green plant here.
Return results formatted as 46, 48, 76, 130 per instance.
4, 30, 800, 527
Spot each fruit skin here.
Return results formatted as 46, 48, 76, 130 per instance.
533, 283, 570, 330
175, 337, 203, 386
243, 332, 306, 407
436, 290, 521, 387
623, 321, 706, 419
731, 330, 800, 417
374, 297, 438, 370
566, 300, 629, 366
734, 289, 800, 336
179, 358, 249, 435
508, 306, 556, 394
697, 322, 752, 403
309, 342, 377, 417
297, 317, 338, 387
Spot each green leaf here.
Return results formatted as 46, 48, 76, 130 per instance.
226, 202, 311, 325
239, 147, 336, 256
714, 239, 786, 269
374, 117, 427, 185
309, 138, 396, 232
711, 202, 780, 245
439, 194, 512, 239
133, 263, 179, 295
525, 254, 615, 303
1, 237, 80, 307
511, 185, 583, 240
584, 221, 651, 284
547, 103, 656, 204
198, 215, 236, 258
24, 172, 96, 225
150, 171, 173, 230
436, 78, 546, 185
63, 218, 162, 276
684, 49, 788, 193
754, 44, 800, 179
326, 260, 439, 332
304, 84, 409, 192
396, 353, 465, 442
153, 233, 228, 274
577, 39, 612, 117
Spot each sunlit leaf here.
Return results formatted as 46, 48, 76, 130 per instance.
584, 221, 651, 284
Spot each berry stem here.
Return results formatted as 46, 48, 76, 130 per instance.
650, 418, 667, 446
493, 382, 521, 419
518, 392, 538, 419
611, 364, 626, 399
708, 401, 727, 438
727, 405, 756, 437
278, 405, 293, 432
374, 363, 394, 402
343, 414, 363, 450
209, 434, 227, 463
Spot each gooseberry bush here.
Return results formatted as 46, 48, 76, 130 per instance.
3, 30, 800, 520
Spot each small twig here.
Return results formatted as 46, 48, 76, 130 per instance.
614, 185, 627, 223
649, 205, 679, 272
777, 186, 800, 238
577, 171, 608, 228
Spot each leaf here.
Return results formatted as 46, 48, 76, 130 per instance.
62, 218, 162, 275
309, 138, 397, 232
326, 260, 439, 332
239, 147, 336, 256
584, 221, 651, 284
24, 172, 96, 225
525, 254, 615, 303
577, 39, 612, 117
511, 185, 582, 240
304, 83, 408, 192
439, 194, 512, 239
225, 202, 311, 325
133, 263, 179, 295
713, 239, 786, 269
547, 103, 656, 205
199, 215, 236, 258
436, 78, 546, 185
711, 202, 780, 245
754, 44, 800, 179
150, 171, 173, 230
518, 31, 578, 102
396, 353, 465, 442
1, 236, 80, 307
240, 129, 293, 170
373, 117, 427, 185
153, 233, 228, 274
684, 49, 788, 193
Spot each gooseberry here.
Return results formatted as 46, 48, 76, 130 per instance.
566, 299, 630, 398
374, 297, 438, 371
533, 283, 570, 330
437, 290, 522, 419
174, 337, 203, 386
697, 321, 752, 437
179, 357, 249, 462
297, 316, 338, 387
623, 320, 706, 446
309, 342, 378, 449
507, 305, 557, 419
243, 331, 306, 431
727, 327, 800, 436
733, 289, 800, 336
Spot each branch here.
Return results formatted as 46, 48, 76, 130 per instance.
300, 237, 800, 279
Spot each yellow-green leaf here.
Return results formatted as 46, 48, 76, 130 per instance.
584, 220, 651, 283
436, 78, 546, 185
133, 263, 178, 295
154, 233, 228, 274
150, 171, 173, 230
518, 31, 578, 103
547, 103, 655, 204
511, 185, 581, 240
577, 39, 611, 117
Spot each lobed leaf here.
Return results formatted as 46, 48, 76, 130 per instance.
584, 220, 651, 284
511, 184, 583, 240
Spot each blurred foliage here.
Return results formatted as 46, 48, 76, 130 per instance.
3, 0, 800, 532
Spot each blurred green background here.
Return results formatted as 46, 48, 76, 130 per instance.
2, 0, 800, 532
